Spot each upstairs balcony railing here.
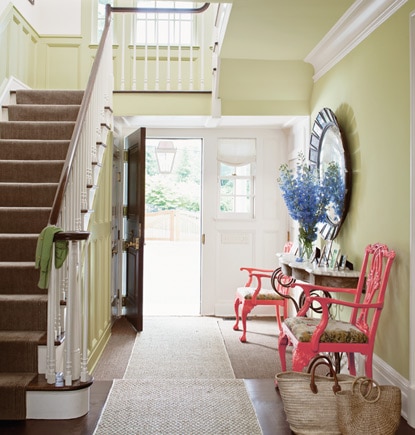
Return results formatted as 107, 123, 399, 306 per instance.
111, 3, 212, 92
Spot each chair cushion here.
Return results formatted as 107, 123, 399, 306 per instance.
237, 287, 284, 300
284, 317, 368, 343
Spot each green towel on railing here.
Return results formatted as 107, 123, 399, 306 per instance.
35, 225, 69, 289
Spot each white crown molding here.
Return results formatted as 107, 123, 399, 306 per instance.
305, 0, 408, 82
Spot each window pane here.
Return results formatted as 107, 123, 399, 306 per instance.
220, 179, 234, 195
220, 197, 234, 212
235, 197, 250, 213
235, 165, 250, 176
235, 179, 250, 195
220, 163, 234, 176
136, 0, 195, 45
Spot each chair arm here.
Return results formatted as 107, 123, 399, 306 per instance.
306, 296, 382, 310
240, 267, 273, 287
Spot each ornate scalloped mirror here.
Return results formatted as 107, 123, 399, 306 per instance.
309, 108, 351, 240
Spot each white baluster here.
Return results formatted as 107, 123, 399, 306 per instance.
144, 14, 148, 90
120, 14, 125, 90
167, 14, 171, 90
46, 243, 57, 384
80, 240, 90, 382
132, 14, 137, 90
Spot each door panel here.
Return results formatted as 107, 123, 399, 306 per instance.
125, 128, 146, 332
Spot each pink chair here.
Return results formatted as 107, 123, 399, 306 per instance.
233, 266, 296, 342
278, 243, 395, 377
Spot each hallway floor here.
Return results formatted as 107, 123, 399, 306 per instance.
0, 317, 414, 434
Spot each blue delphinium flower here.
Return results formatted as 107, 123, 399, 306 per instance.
278, 154, 344, 258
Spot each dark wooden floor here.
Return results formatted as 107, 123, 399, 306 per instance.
0, 378, 414, 434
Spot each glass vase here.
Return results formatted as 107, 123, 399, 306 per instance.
298, 226, 315, 262
298, 238, 314, 262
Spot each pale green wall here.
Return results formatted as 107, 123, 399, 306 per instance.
310, 1, 414, 378
0, 5, 39, 89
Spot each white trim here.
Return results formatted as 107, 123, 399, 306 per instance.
373, 354, 411, 422
0, 76, 30, 119
26, 388, 90, 419
408, 9, 415, 429
305, 0, 408, 81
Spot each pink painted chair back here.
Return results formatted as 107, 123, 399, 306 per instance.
278, 243, 396, 377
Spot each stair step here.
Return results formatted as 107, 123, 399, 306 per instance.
0, 207, 50, 233
0, 262, 44, 295
0, 235, 38, 262
0, 331, 44, 372
0, 140, 70, 160
0, 372, 38, 420
15, 89, 84, 105
0, 294, 47, 331
0, 121, 75, 140
26, 375, 92, 420
0, 183, 58, 206
0, 160, 64, 182
6, 105, 80, 122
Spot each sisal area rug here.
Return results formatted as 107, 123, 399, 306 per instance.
218, 317, 283, 379
123, 316, 235, 379
93, 378, 262, 434
94, 316, 262, 434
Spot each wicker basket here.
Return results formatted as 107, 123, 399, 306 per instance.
276, 355, 354, 434
336, 377, 401, 435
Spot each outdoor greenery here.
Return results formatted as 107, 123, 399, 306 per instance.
145, 143, 201, 212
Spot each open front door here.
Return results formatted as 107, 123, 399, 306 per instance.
125, 128, 146, 332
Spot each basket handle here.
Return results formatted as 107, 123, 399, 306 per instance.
352, 377, 380, 403
307, 355, 341, 394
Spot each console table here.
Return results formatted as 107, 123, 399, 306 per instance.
278, 254, 360, 288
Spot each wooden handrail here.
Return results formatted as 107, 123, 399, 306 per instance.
49, 3, 210, 226
54, 232, 90, 242
111, 3, 210, 15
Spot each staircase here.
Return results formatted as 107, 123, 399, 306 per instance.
0, 89, 92, 420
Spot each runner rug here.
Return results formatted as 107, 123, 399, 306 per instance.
94, 316, 262, 434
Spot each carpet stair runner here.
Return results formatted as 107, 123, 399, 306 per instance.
0, 89, 84, 420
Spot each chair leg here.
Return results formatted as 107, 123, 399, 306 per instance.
239, 301, 253, 342
364, 353, 373, 378
275, 305, 283, 333
278, 333, 289, 371
233, 297, 241, 331
347, 353, 357, 376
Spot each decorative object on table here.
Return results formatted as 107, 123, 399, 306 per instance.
276, 355, 354, 434
336, 377, 401, 435
328, 241, 341, 269
278, 153, 344, 261
308, 107, 352, 240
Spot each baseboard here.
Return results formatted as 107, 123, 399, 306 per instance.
87, 321, 112, 374
373, 354, 414, 426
